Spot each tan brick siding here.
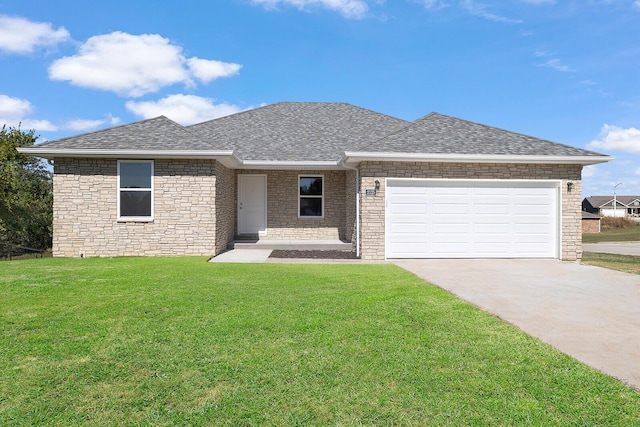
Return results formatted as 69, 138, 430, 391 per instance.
53, 158, 222, 257
235, 170, 346, 240
214, 162, 236, 253
582, 218, 601, 234
358, 162, 583, 261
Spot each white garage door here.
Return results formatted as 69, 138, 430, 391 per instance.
386, 180, 559, 259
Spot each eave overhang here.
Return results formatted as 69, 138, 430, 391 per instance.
341, 152, 614, 166
16, 148, 344, 170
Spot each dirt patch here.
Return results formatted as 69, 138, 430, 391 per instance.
269, 250, 359, 259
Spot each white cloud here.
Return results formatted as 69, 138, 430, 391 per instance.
0, 94, 122, 132
252, 0, 369, 19
49, 32, 241, 97
634, 1, 640, 10
536, 58, 574, 72
520, 0, 555, 4
634, 167, 640, 176
186, 57, 242, 84
0, 15, 70, 54
0, 94, 57, 131
418, 0, 449, 8
461, 0, 523, 23
582, 165, 599, 178
65, 115, 121, 131
587, 124, 640, 154
125, 94, 242, 125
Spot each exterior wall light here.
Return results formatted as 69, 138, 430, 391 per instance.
567, 182, 574, 193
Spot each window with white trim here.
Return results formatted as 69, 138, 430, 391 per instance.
299, 175, 323, 218
118, 160, 153, 221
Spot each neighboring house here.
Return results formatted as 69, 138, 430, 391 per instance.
20, 102, 611, 261
582, 196, 640, 218
582, 211, 602, 234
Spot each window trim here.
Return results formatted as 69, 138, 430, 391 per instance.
117, 160, 154, 222
298, 174, 324, 219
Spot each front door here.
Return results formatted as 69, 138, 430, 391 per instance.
238, 174, 267, 235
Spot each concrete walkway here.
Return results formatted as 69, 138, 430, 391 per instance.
392, 259, 640, 389
584, 242, 640, 256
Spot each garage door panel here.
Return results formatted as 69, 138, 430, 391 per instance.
390, 203, 429, 214
390, 223, 428, 233
386, 180, 558, 259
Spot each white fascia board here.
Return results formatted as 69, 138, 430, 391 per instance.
342, 152, 614, 166
239, 160, 342, 170
17, 148, 242, 167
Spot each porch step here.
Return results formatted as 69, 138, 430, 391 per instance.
228, 239, 352, 251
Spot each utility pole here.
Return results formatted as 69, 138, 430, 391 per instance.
614, 182, 623, 217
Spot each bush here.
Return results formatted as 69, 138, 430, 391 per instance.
601, 216, 638, 231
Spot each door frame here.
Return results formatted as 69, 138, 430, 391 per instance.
237, 174, 267, 235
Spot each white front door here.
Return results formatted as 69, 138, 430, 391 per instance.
238, 174, 267, 235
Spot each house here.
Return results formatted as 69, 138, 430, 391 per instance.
581, 211, 602, 233
20, 102, 612, 261
582, 196, 640, 218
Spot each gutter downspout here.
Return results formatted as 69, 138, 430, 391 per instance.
340, 161, 360, 258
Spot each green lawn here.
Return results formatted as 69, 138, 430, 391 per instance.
582, 252, 640, 275
583, 222, 640, 243
1, 258, 639, 426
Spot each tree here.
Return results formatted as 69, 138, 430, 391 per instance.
0, 125, 53, 250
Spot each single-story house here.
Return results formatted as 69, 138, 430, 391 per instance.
20, 102, 611, 261
581, 211, 602, 234
582, 196, 640, 218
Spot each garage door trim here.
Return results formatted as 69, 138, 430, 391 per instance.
384, 178, 562, 260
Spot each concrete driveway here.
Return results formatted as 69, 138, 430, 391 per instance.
584, 242, 640, 256
392, 259, 640, 390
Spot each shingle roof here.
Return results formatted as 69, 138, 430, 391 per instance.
581, 212, 602, 220
24, 103, 609, 165
186, 102, 410, 161
356, 112, 604, 157
32, 116, 208, 150
584, 196, 640, 208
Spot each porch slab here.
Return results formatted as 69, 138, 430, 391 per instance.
228, 239, 352, 251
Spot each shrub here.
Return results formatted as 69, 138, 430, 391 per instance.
601, 216, 638, 231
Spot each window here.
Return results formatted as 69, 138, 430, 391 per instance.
299, 175, 323, 218
118, 160, 153, 221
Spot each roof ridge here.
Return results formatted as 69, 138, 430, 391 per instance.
430, 113, 608, 156
34, 115, 181, 147
352, 111, 435, 152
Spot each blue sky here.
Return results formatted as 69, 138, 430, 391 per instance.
1, 0, 639, 197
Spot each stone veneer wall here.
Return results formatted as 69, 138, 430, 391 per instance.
214, 162, 236, 254
345, 169, 356, 245
235, 169, 347, 240
358, 161, 583, 261
52, 158, 221, 257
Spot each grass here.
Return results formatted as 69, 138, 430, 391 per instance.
1, 258, 639, 426
583, 218, 640, 243
582, 252, 640, 275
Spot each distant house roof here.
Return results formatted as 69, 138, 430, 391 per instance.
19, 102, 613, 168
584, 196, 640, 208
581, 211, 602, 220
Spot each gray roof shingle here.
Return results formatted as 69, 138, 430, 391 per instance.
186, 102, 410, 161
584, 196, 640, 208
33, 116, 209, 151
356, 112, 604, 157
27, 103, 608, 163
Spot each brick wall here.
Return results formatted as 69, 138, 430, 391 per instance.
53, 158, 222, 257
235, 169, 347, 240
358, 161, 583, 261
582, 218, 601, 234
